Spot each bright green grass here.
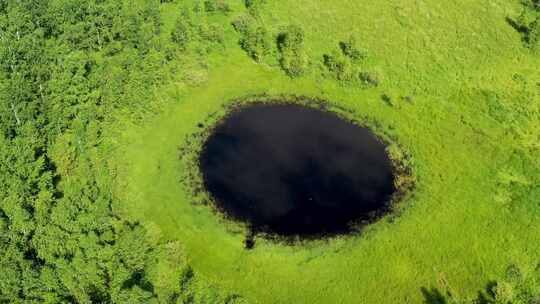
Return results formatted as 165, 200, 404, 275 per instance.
111, 1, 540, 303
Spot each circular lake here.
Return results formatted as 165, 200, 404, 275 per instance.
199, 103, 396, 237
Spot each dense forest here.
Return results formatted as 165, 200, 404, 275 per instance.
0, 0, 245, 302
0, 0, 539, 303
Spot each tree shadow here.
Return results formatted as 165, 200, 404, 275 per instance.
421, 281, 497, 304
505, 17, 534, 46
420, 287, 448, 304
506, 17, 529, 35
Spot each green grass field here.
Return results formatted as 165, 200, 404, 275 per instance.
1, 0, 539, 303
111, 1, 540, 303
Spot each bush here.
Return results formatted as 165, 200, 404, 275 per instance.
245, 0, 266, 15
322, 38, 372, 85
240, 26, 271, 61
244, 0, 261, 8
511, 1, 540, 51
232, 15, 271, 61
381, 93, 395, 106
279, 51, 308, 77
523, 0, 540, 10
323, 51, 354, 81
204, 0, 231, 14
200, 23, 225, 46
489, 264, 540, 304
277, 25, 308, 77
171, 19, 190, 49
277, 25, 304, 52
359, 71, 380, 87
339, 36, 366, 61
231, 14, 252, 34
529, 19, 540, 51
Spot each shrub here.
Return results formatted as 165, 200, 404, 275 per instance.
529, 18, 540, 51
490, 264, 540, 304
323, 51, 354, 81
339, 36, 366, 61
204, 0, 231, 14
245, 0, 266, 14
279, 51, 308, 77
240, 26, 271, 61
277, 25, 304, 52
277, 25, 308, 77
381, 93, 395, 106
171, 19, 190, 49
232, 15, 271, 61
510, 1, 540, 51
523, 0, 540, 10
359, 71, 380, 87
244, 0, 258, 8
232, 14, 252, 34
204, 0, 217, 11
322, 38, 372, 85
401, 95, 414, 103
200, 23, 225, 46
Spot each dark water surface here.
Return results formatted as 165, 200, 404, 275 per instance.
199, 103, 395, 237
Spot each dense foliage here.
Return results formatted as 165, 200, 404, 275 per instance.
510, 0, 540, 51
0, 1, 240, 302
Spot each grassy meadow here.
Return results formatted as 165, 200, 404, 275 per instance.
112, 1, 540, 303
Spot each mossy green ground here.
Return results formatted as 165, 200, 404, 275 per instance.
111, 1, 539, 303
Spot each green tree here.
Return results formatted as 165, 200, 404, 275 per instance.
233, 15, 271, 61
276, 24, 308, 77
172, 18, 191, 49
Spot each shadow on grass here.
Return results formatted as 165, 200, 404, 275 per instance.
421, 281, 497, 304
420, 287, 448, 304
